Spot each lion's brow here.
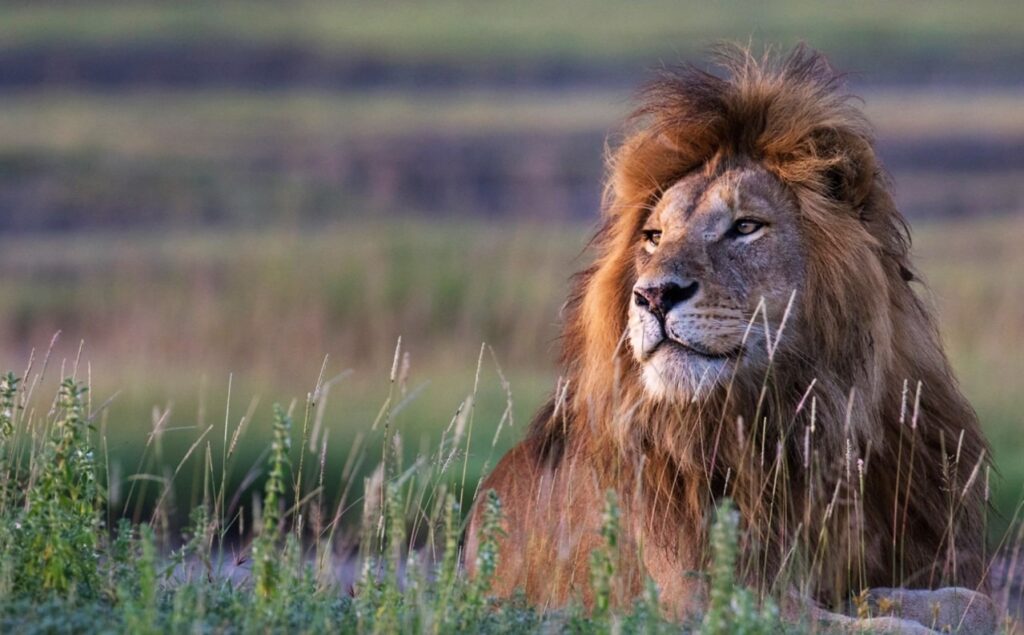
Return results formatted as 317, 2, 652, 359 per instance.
680, 178, 714, 220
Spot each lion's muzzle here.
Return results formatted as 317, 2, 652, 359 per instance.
628, 272, 753, 399
632, 278, 699, 322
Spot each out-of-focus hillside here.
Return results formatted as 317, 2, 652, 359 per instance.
1, 216, 1022, 537
0, 88, 1021, 232
0, 1, 1020, 232
3, 1, 1022, 83
0, 2, 1019, 536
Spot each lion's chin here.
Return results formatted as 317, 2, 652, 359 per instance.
640, 343, 733, 403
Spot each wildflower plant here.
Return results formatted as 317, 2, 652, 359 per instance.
15, 379, 103, 598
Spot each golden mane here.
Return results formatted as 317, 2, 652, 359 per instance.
471, 45, 988, 611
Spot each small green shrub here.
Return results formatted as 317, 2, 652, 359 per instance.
701, 499, 780, 635
253, 403, 292, 604
589, 489, 620, 625
14, 378, 103, 599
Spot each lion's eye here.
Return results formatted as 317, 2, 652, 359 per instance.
641, 229, 662, 247
730, 219, 765, 237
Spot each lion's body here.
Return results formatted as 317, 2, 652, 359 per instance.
467, 46, 988, 617
464, 428, 706, 619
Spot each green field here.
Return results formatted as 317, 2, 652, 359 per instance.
0, 216, 1021, 632
3, 0, 1022, 65
1, 85, 1020, 234
1, 1, 1022, 630
3, 88, 1023, 150
2, 216, 1022, 539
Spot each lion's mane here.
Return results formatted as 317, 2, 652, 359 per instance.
528, 45, 988, 602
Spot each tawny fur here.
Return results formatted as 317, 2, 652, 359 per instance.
466, 45, 988, 617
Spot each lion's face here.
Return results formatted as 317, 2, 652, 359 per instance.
627, 163, 806, 401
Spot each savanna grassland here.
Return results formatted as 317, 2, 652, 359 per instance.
0, 1, 1022, 631
0, 95, 1021, 540
3, 0, 1023, 68
0, 216, 1022, 633
0, 216, 1022, 532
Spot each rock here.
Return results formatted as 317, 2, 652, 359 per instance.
816, 612, 940, 633
848, 616, 939, 634
863, 587, 999, 633
787, 586, 1000, 633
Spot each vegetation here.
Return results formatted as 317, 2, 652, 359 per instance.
1, 217, 1021, 536
1, 361, 1014, 632
0, 86, 1019, 231
3, 0, 1022, 64
0, 2, 1020, 630
0, 363, 789, 633
0, 2, 1020, 232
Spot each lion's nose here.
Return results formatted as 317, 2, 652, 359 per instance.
633, 280, 699, 319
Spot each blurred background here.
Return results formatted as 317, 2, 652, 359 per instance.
0, 1, 1021, 538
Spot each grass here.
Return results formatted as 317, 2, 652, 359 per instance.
1, 215, 1022, 539
2, 0, 1022, 65
0, 85, 1020, 233
0, 317, 1018, 632
0, 353, 755, 633
0, 219, 1019, 632
915, 219, 1024, 533
0, 221, 581, 371
0, 3, 1020, 629
0, 88, 1020, 156
0, 217, 1020, 630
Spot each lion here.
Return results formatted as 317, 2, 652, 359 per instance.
466, 45, 990, 621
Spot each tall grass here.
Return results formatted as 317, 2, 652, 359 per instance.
2, 217, 1021, 539
0, 357, 689, 633
0, 220, 1020, 632
1, 340, 1019, 633
0, 308, 860, 634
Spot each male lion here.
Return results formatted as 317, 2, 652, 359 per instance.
466, 46, 989, 621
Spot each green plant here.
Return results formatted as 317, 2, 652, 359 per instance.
0, 369, 1012, 634
701, 499, 780, 635
466, 488, 505, 618
14, 378, 103, 599
589, 489, 620, 625
119, 525, 159, 635
253, 403, 292, 604
0, 372, 18, 439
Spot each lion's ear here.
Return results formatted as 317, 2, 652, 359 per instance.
819, 134, 875, 212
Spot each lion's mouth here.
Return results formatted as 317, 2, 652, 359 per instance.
658, 339, 740, 361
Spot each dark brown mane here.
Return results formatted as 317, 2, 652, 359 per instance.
471, 44, 989, 613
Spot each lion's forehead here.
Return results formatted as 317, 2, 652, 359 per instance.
655, 166, 789, 230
